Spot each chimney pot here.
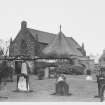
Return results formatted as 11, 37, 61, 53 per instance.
21, 21, 27, 30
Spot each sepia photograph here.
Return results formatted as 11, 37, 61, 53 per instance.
0, 0, 104, 103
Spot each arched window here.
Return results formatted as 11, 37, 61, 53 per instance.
21, 39, 27, 49
21, 39, 27, 55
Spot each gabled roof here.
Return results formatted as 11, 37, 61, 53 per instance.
28, 28, 81, 49
28, 28, 55, 44
99, 50, 105, 62
42, 30, 82, 56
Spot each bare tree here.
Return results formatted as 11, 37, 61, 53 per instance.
0, 39, 10, 57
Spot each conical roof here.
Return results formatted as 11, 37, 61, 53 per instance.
42, 27, 82, 57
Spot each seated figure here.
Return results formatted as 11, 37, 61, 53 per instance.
86, 69, 93, 81
55, 75, 69, 96
86, 75, 93, 80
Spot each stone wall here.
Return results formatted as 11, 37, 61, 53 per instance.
10, 29, 36, 57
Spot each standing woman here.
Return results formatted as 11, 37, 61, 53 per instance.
18, 60, 30, 91
22, 60, 30, 91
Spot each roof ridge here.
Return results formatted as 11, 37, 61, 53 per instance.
28, 28, 73, 38
28, 28, 56, 36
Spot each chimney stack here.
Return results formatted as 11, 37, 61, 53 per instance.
81, 42, 86, 56
21, 21, 27, 30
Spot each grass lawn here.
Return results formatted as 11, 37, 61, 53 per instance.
0, 74, 101, 102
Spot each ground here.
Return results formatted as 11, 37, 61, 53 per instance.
0, 74, 101, 102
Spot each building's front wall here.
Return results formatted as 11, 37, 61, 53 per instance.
10, 31, 49, 58
11, 29, 36, 57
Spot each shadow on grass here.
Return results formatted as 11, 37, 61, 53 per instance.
12, 89, 34, 93
0, 96, 8, 99
51, 92, 72, 96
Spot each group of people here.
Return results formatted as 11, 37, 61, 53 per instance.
1, 59, 105, 101
15, 59, 70, 95
15, 59, 70, 94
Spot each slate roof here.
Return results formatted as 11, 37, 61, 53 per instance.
42, 31, 82, 56
28, 28, 81, 49
12, 27, 83, 57
27, 28, 83, 56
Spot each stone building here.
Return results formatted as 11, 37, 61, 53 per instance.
9, 21, 96, 73
9, 21, 86, 58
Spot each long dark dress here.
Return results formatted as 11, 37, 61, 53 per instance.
56, 80, 69, 96
15, 61, 22, 74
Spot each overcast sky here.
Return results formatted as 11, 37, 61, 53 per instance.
0, 0, 105, 56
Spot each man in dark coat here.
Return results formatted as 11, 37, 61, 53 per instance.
15, 60, 22, 90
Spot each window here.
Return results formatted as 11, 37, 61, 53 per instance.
21, 39, 27, 55
21, 39, 27, 49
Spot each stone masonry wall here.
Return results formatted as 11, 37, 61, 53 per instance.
11, 29, 36, 57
